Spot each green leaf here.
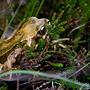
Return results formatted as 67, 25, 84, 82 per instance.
37, 38, 45, 51
50, 62, 64, 68
25, 47, 35, 59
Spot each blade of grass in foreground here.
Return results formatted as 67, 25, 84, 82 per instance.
0, 70, 90, 90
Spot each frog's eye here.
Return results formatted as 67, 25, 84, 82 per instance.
30, 17, 37, 23
31, 19, 36, 23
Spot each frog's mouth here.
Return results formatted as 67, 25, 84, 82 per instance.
38, 19, 50, 36
38, 26, 46, 35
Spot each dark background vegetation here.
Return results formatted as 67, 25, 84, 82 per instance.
0, 0, 90, 90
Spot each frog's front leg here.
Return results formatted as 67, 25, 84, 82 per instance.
27, 38, 32, 47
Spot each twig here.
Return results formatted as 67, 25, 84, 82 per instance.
68, 24, 85, 36
69, 61, 90, 78
52, 38, 70, 43
17, 74, 20, 90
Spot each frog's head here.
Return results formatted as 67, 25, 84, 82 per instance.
29, 17, 49, 32
21, 17, 49, 46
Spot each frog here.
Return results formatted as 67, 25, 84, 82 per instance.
0, 17, 48, 58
